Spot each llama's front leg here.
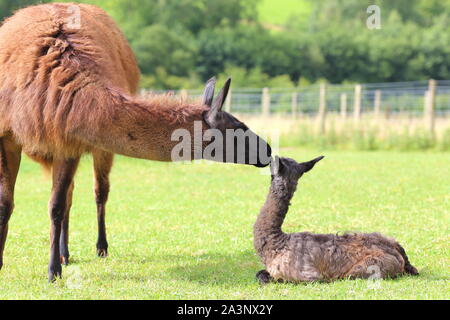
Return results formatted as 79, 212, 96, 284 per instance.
59, 182, 74, 265
0, 137, 21, 270
48, 158, 79, 282
93, 151, 113, 258
256, 270, 273, 285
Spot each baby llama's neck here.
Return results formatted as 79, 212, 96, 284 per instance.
253, 176, 298, 254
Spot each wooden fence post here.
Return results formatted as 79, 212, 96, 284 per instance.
291, 92, 298, 118
424, 79, 436, 135
340, 93, 347, 119
374, 90, 381, 118
318, 83, 327, 134
224, 88, 232, 113
424, 90, 430, 132
262, 87, 270, 116
180, 89, 188, 101
353, 84, 362, 123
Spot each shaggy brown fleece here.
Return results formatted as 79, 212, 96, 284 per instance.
253, 157, 418, 284
0, 3, 208, 163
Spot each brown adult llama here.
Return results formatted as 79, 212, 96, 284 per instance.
0, 3, 271, 281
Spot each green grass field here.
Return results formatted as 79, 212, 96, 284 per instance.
0, 148, 448, 299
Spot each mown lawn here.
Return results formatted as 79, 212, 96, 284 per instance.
0, 148, 448, 299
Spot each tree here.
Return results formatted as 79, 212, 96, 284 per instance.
0, 0, 51, 22
132, 24, 197, 77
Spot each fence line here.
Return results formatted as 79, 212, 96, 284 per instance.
141, 79, 450, 135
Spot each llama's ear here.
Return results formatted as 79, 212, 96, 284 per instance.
299, 156, 324, 173
211, 78, 231, 113
202, 77, 216, 107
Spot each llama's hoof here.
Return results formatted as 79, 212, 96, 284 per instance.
60, 247, 70, 264
0, 261, 3, 271
48, 265, 62, 282
60, 255, 70, 266
97, 248, 108, 258
256, 270, 272, 285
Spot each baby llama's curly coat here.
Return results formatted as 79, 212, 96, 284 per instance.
253, 156, 418, 284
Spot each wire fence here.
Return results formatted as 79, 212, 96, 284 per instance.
141, 80, 450, 117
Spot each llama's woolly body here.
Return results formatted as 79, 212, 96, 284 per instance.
0, 3, 207, 162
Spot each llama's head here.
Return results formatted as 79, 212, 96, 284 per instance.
202, 77, 272, 167
271, 156, 324, 182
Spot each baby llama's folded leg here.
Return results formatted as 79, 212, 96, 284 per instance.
256, 270, 273, 284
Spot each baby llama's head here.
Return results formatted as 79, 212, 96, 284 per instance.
270, 156, 324, 184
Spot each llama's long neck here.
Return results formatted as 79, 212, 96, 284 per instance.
67, 86, 209, 161
253, 176, 298, 255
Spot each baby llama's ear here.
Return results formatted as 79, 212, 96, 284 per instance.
202, 77, 216, 107
299, 156, 324, 173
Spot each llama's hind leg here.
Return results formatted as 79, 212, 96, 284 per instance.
48, 158, 79, 282
0, 137, 21, 270
93, 150, 113, 258
59, 182, 74, 265
346, 254, 404, 280
395, 243, 418, 276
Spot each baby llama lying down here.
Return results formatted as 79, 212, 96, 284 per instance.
253, 156, 418, 284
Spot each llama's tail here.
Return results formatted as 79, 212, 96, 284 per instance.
25, 152, 53, 174
396, 243, 419, 275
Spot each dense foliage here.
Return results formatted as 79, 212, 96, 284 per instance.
1, 0, 449, 88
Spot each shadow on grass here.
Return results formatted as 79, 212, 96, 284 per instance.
64, 250, 261, 285
164, 251, 261, 286
66, 251, 441, 286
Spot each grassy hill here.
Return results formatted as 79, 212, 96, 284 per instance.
258, 0, 313, 26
